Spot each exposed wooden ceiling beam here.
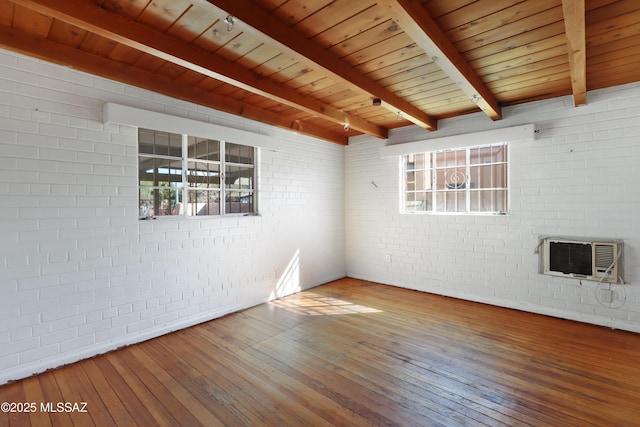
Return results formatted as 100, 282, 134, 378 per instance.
204, 0, 438, 131
10, 0, 385, 139
376, 0, 502, 121
0, 24, 348, 145
562, 0, 587, 106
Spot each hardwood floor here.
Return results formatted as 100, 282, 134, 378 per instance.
2, 278, 640, 426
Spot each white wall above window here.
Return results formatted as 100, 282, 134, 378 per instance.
103, 102, 282, 151
379, 124, 535, 158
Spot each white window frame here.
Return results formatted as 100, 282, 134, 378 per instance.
402, 143, 508, 215
103, 103, 283, 219
377, 124, 535, 216
138, 130, 256, 218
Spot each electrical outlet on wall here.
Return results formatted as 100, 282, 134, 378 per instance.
385, 254, 392, 263
600, 289, 614, 304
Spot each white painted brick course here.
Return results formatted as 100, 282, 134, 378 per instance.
59, 335, 95, 354
347, 82, 640, 334
40, 329, 77, 347
0, 48, 346, 384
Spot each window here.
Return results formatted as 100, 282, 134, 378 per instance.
138, 128, 256, 218
403, 143, 507, 214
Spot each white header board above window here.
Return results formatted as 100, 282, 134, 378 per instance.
379, 124, 535, 158
103, 102, 281, 151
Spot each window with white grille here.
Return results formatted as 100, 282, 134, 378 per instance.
403, 143, 508, 214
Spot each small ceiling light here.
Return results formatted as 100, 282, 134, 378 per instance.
471, 94, 480, 104
396, 111, 403, 120
372, 98, 382, 106
224, 15, 235, 32
343, 123, 350, 132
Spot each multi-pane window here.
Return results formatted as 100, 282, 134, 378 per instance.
138, 128, 256, 218
403, 143, 508, 214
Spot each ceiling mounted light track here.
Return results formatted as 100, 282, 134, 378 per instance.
224, 15, 235, 32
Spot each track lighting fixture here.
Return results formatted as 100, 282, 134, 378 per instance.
224, 15, 235, 32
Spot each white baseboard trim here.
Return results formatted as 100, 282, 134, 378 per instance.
354, 276, 640, 334
1, 274, 346, 385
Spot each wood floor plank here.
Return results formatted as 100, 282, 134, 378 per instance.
21, 376, 52, 427
2, 382, 30, 427
174, 327, 349, 426
180, 324, 382, 426
112, 349, 202, 426
253, 332, 480, 426
153, 333, 284, 427
327, 317, 585, 425
253, 307, 528, 426
0, 383, 9, 427
194, 290, 536, 426
312, 280, 635, 424
127, 345, 225, 427
102, 352, 182, 427
141, 337, 271, 426
53, 364, 114, 426
255, 319, 523, 426
1, 278, 640, 426
172, 329, 342, 427
79, 359, 138, 426
35, 373, 75, 427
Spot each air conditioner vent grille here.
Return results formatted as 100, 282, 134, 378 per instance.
594, 244, 614, 269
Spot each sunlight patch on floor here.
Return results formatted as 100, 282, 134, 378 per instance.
271, 291, 383, 316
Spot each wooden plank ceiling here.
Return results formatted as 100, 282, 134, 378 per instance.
1, 0, 639, 145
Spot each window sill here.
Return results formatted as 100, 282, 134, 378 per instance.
401, 211, 508, 216
139, 212, 260, 221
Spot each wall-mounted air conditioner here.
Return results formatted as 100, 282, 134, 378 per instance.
541, 238, 623, 283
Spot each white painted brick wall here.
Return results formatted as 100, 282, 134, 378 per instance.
347, 82, 640, 333
0, 48, 345, 384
